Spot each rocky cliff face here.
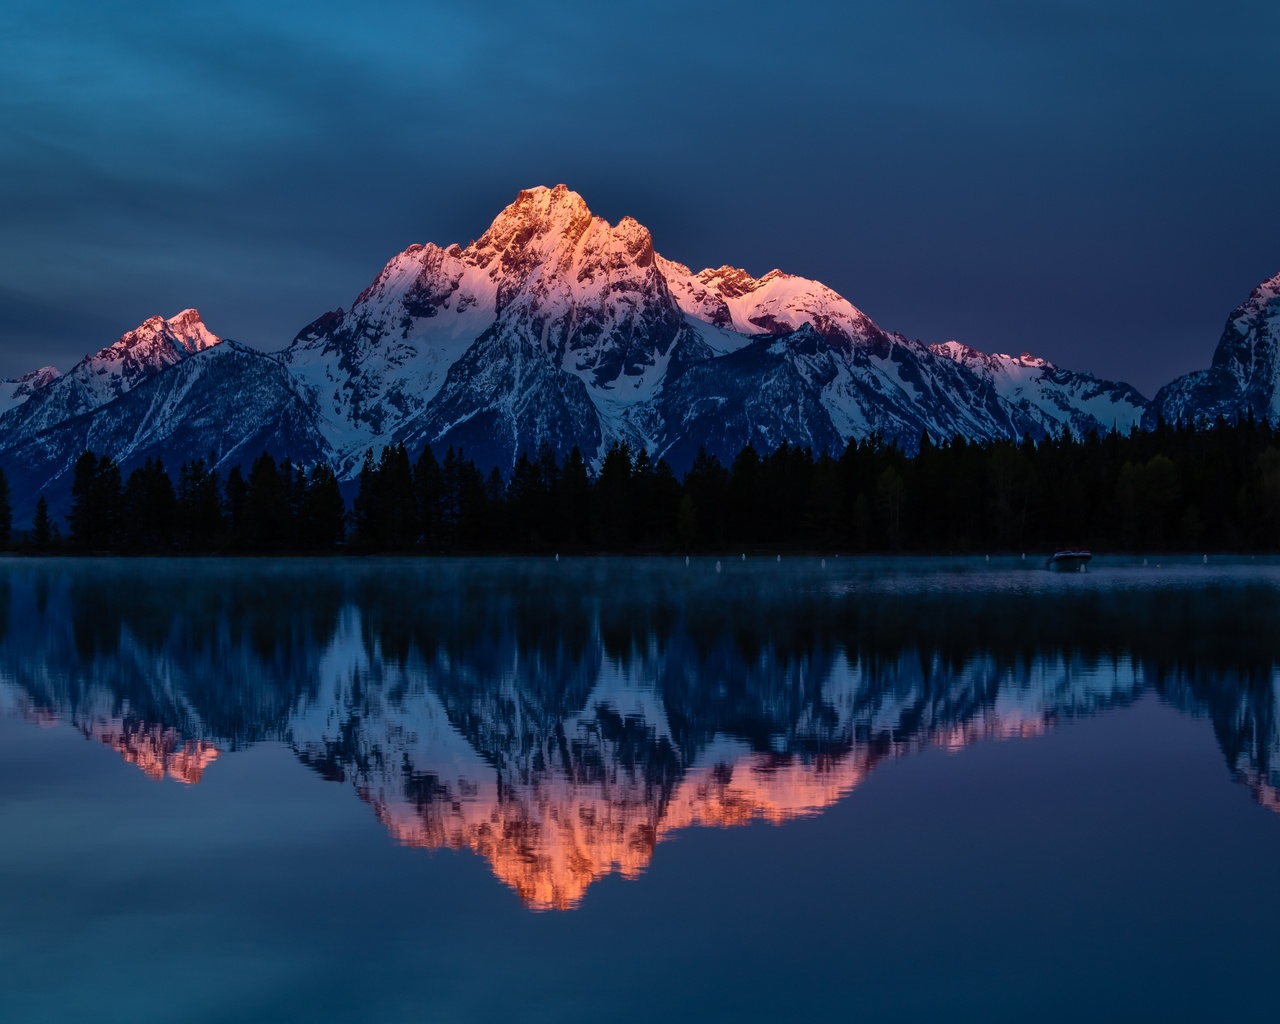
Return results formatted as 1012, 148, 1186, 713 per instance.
1147, 271, 1280, 427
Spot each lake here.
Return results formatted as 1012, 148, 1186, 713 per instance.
1, 555, 1279, 1022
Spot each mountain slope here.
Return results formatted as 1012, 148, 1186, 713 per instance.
1, 340, 332, 520
284, 186, 694, 471
0, 309, 222, 442
1146, 271, 1280, 426
930, 341, 1148, 436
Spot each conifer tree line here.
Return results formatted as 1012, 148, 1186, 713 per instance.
2, 415, 1280, 553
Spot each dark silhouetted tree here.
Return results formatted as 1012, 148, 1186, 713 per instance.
177, 456, 224, 550
122, 458, 176, 549
223, 466, 247, 547
414, 445, 444, 549
302, 463, 346, 548
68, 450, 122, 549
31, 495, 51, 549
243, 453, 291, 550
0, 468, 10, 549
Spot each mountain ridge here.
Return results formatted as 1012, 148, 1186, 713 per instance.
0, 184, 1272, 509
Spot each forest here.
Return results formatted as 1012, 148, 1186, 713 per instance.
1, 415, 1278, 554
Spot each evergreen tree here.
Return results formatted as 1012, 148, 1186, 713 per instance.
121, 458, 176, 549
874, 465, 906, 549
452, 451, 488, 549
223, 466, 247, 547
676, 492, 697, 550
648, 458, 681, 547
803, 453, 844, 547
302, 463, 346, 548
0, 468, 11, 550
594, 441, 633, 549
534, 441, 562, 546
506, 451, 539, 548
728, 444, 762, 544
351, 449, 379, 545
67, 450, 122, 549
379, 443, 417, 548
682, 448, 728, 548
414, 445, 445, 549
559, 446, 591, 548
31, 495, 51, 549
66, 450, 98, 549
440, 446, 464, 547
177, 455, 224, 550
243, 453, 291, 550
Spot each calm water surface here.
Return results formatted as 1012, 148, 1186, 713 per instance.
1, 555, 1279, 1022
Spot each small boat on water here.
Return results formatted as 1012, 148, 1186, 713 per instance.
1047, 550, 1092, 572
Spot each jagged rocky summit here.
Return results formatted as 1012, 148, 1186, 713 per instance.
283, 185, 1149, 474
1146, 271, 1280, 427
8, 183, 1265, 514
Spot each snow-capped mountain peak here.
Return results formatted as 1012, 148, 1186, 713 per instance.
0, 365, 62, 417
0, 309, 225, 453
285, 184, 690, 469
80, 309, 214, 373
72, 308, 223, 404
1148, 269, 1280, 427
930, 339, 1146, 436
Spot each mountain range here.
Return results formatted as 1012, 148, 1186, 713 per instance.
1, 184, 1276, 515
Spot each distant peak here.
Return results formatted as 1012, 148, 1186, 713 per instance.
930, 340, 1055, 371
2, 364, 61, 397
102, 309, 223, 362
930, 340, 978, 361
502, 183, 591, 224
24, 365, 61, 384
696, 265, 763, 298
162, 309, 221, 354
165, 307, 205, 331
1249, 269, 1280, 302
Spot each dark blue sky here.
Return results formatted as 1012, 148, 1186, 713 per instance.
2, 0, 1277, 395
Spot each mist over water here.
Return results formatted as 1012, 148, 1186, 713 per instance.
1, 556, 1279, 1021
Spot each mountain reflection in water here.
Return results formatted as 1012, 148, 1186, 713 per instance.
1, 557, 1277, 910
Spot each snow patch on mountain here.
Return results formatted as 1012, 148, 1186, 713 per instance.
930, 340, 1148, 436
659, 257, 886, 347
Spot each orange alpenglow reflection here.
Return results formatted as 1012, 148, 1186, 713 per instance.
368, 751, 873, 912
1244, 773, 1280, 813
363, 707, 1051, 912
80, 718, 220, 784
50, 701, 1061, 909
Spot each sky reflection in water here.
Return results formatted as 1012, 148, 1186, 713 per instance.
1, 555, 1279, 1021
